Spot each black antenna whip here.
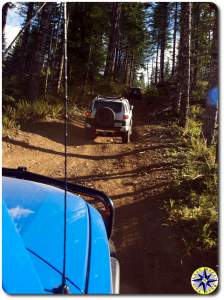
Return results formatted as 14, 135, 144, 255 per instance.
62, 0, 69, 292
53, 2, 70, 295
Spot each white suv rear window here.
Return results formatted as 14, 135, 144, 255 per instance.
94, 101, 122, 113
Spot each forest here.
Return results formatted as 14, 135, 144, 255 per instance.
2, 2, 218, 293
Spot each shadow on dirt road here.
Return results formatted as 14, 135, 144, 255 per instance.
3, 98, 217, 294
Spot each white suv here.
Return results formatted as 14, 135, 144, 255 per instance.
85, 96, 133, 143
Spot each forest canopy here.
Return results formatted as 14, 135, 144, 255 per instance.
2, 2, 218, 142
3, 2, 217, 101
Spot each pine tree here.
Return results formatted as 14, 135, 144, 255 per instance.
190, 3, 200, 93
21, 3, 34, 72
104, 3, 122, 80
202, 4, 218, 146
159, 3, 168, 82
28, 3, 53, 100
179, 3, 191, 127
171, 2, 179, 77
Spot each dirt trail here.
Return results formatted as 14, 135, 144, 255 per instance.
3, 99, 203, 293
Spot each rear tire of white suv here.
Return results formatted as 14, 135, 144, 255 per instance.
122, 131, 130, 143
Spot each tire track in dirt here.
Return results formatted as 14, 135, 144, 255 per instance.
109, 118, 179, 293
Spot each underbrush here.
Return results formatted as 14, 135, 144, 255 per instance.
144, 84, 159, 96
165, 106, 218, 252
93, 79, 127, 97
3, 98, 62, 130
2, 95, 85, 131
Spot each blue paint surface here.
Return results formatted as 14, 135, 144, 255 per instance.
207, 86, 218, 107
2, 176, 112, 294
2, 201, 44, 294
87, 206, 112, 294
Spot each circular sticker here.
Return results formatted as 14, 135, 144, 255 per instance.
191, 267, 218, 295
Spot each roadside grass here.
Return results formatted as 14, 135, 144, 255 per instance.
165, 105, 218, 252
2, 95, 86, 132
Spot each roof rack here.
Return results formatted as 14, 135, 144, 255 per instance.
96, 95, 124, 100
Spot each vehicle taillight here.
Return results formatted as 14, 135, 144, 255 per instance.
85, 111, 91, 117
123, 114, 128, 120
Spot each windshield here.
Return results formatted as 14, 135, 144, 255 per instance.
94, 100, 122, 113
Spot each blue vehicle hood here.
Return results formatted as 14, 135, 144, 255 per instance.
2, 176, 111, 294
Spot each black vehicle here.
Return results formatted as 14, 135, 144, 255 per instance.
128, 87, 142, 100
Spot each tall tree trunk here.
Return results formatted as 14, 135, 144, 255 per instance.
146, 60, 149, 87
57, 53, 64, 94
131, 57, 136, 86
21, 3, 34, 74
155, 44, 159, 85
125, 51, 130, 85
190, 3, 200, 92
151, 56, 155, 84
51, 4, 63, 68
202, 5, 218, 146
123, 50, 128, 84
50, 5, 64, 91
128, 52, 134, 86
115, 48, 122, 80
179, 3, 191, 127
44, 24, 55, 95
113, 37, 120, 80
131, 64, 136, 86
172, 26, 186, 116
171, 3, 178, 77
81, 44, 92, 96
159, 3, 168, 82
104, 3, 122, 80
28, 3, 53, 100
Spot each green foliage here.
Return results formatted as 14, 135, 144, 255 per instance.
165, 105, 218, 251
94, 80, 127, 97
2, 115, 18, 130
68, 2, 109, 93
192, 80, 209, 101
2, 94, 16, 110
3, 2, 150, 102
69, 103, 86, 117
2, 96, 64, 131
120, 3, 148, 68
191, 3, 217, 95
3, 2, 216, 108
144, 85, 159, 96
2, 95, 18, 130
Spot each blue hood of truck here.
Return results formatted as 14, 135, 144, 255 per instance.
2, 176, 112, 294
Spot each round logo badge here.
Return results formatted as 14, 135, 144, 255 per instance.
191, 267, 218, 295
